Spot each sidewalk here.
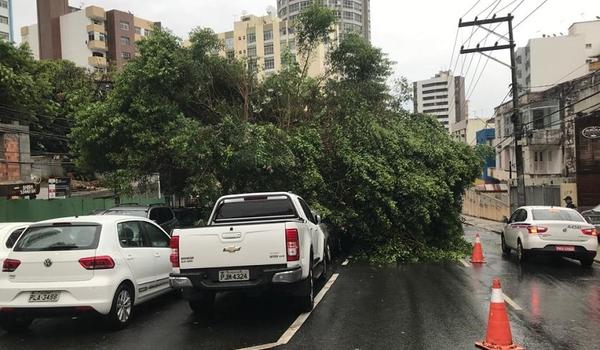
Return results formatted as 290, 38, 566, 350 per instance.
462, 215, 600, 263
462, 215, 504, 234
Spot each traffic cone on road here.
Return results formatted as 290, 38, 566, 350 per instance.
475, 279, 524, 350
470, 233, 485, 263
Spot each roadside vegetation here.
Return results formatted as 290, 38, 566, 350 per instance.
0, 4, 481, 264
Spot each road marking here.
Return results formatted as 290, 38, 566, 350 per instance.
278, 273, 340, 345
234, 273, 340, 350
459, 258, 472, 267
342, 259, 350, 266
503, 293, 523, 311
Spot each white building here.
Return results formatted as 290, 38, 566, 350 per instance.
516, 20, 600, 93
0, 0, 12, 41
413, 71, 467, 131
452, 118, 493, 145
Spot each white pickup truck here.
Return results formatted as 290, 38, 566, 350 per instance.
169, 192, 329, 313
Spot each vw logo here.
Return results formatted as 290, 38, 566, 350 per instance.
43, 258, 53, 268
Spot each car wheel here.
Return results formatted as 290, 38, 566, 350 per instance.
188, 292, 215, 315
580, 257, 594, 268
0, 316, 33, 332
517, 240, 528, 264
106, 283, 134, 330
501, 234, 511, 256
297, 261, 314, 313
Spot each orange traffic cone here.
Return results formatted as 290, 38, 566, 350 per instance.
476, 279, 524, 350
470, 233, 485, 263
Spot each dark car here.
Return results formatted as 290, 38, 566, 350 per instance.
582, 204, 600, 240
102, 203, 179, 234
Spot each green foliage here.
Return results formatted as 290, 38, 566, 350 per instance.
69, 21, 480, 264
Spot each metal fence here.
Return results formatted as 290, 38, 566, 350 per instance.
0, 196, 164, 222
510, 185, 561, 213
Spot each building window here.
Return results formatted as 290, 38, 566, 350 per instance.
264, 57, 275, 70
120, 21, 130, 31
289, 3, 299, 12
0, 15, 8, 24
135, 26, 142, 35
586, 43, 592, 49
226, 51, 235, 60
548, 150, 552, 162
247, 47, 257, 57
0, 31, 8, 41
300, 1, 310, 9
343, 0, 353, 8
248, 58, 257, 72
534, 152, 538, 162
92, 52, 104, 57
88, 32, 95, 42
264, 43, 274, 55
121, 36, 131, 46
247, 32, 256, 44
0, 1, 8, 8
121, 52, 131, 60
343, 11, 354, 20
264, 30, 273, 42
354, 13, 362, 22
99, 33, 106, 41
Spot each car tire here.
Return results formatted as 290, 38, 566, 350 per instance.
0, 316, 33, 332
501, 234, 511, 256
188, 292, 215, 315
580, 257, 594, 268
517, 240, 528, 264
297, 260, 314, 313
106, 283, 134, 330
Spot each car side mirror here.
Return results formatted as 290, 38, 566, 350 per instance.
502, 216, 509, 224
315, 214, 322, 225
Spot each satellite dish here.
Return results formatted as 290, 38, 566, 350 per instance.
266, 6, 276, 17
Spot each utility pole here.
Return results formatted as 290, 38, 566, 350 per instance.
459, 14, 526, 206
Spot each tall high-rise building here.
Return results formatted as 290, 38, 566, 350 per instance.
276, 0, 371, 42
216, 14, 327, 79
412, 71, 467, 131
21, 0, 159, 72
0, 0, 12, 41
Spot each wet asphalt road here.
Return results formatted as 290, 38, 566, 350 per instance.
1, 225, 600, 349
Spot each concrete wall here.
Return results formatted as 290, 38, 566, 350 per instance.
529, 36, 588, 92
21, 24, 40, 59
462, 188, 510, 222
59, 10, 91, 69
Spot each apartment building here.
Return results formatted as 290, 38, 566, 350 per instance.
0, 0, 12, 41
516, 19, 600, 94
277, 0, 371, 42
217, 14, 327, 79
413, 71, 467, 131
21, 0, 159, 72
451, 117, 493, 145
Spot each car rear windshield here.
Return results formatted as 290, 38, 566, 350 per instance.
213, 196, 296, 222
13, 224, 101, 251
532, 209, 585, 222
103, 209, 147, 217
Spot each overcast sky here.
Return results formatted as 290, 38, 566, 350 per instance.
12, 0, 600, 117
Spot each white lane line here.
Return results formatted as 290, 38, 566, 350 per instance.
341, 259, 350, 266
503, 293, 523, 311
277, 273, 340, 345
459, 258, 472, 267
234, 273, 340, 350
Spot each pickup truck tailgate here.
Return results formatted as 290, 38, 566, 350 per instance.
178, 223, 288, 269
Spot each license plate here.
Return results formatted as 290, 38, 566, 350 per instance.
556, 246, 575, 252
29, 291, 60, 303
218, 269, 250, 282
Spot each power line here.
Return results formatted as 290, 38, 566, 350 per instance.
509, 0, 551, 32
462, 0, 484, 18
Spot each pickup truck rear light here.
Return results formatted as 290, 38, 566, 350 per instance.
286, 228, 300, 261
582, 228, 598, 236
2, 258, 21, 272
170, 235, 180, 268
79, 256, 115, 270
527, 226, 548, 234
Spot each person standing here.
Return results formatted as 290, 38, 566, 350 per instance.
564, 196, 577, 209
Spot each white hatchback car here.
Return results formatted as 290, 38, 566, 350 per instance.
0, 223, 31, 265
0, 216, 173, 331
501, 206, 598, 266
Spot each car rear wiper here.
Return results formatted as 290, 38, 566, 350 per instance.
43, 243, 80, 250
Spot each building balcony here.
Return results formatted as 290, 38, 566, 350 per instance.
523, 128, 561, 146
87, 40, 107, 51
86, 24, 105, 34
85, 6, 106, 20
590, 61, 600, 72
88, 56, 107, 67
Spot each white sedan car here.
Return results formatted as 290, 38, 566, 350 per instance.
0, 223, 31, 265
501, 206, 598, 266
0, 216, 173, 332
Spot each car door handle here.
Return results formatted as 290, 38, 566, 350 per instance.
154, 253, 161, 258
126, 255, 134, 261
